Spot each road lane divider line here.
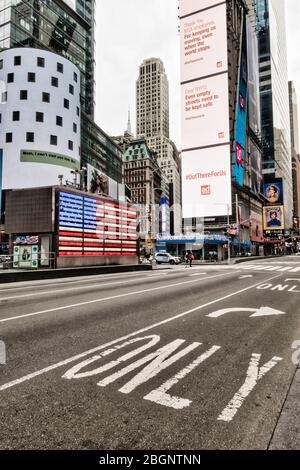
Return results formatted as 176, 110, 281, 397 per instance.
0, 272, 182, 302
0, 272, 233, 322
0, 272, 282, 392
0, 271, 148, 293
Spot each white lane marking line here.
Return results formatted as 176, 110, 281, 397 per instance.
239, 275, 253, 279
0, 275, 169, 302
0, 271, 233, 323
218, 354, 282, 422
144, 346, 221, 409
0, 272, 281, 392
0, 271, 146, 293
189, 273, 207, 277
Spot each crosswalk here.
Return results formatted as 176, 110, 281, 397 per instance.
235, 263, 300, 273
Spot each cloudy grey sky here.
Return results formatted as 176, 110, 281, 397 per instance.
95, 0, 300, 149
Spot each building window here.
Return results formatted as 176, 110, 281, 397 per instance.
20, 90, 28, 100
69, 84, 74, 95
57, 63, 64, 73
12, 111, 20, 121
36, 112, 44, 122
51, 76, 58, 87
50, 135, 57, 146
28, 72, 36, 83
1, 92, 7, 102
56, 116, 63, 127
68, 140, 73, 150
0, 114, 1, 123
37, 57, 45, 68
6, 133, 12, 143
74, 72, 78, 82
26, 132, 34, 143
0, 59, 3, 69
77, 106, 80, 116
64, 98, 69, 109
73, 123, 77, 133
42, 92, 50, 103
14, 56, 21, 66
7, 73, 14, 83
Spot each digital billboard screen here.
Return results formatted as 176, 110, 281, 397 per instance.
180, 4, 228, 82
180, 0, 231, 218
57, 191, 137, 257
182, 145, 231, 218
263, 179, 284, 206
263, 206, 285, 231
181, 73, 230, 150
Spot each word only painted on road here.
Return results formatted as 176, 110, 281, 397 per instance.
256, 278, 300, 293
62, 335, 282, 422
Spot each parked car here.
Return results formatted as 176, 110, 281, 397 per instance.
155, 252, 181, 265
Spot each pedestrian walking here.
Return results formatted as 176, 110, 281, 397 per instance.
187, 250, 194, 267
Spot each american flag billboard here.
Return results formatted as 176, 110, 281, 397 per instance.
57, 191, 137, 257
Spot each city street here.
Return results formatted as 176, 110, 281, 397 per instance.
1, 256, 300, 450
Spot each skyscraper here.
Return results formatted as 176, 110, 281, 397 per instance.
0, 0, 95, 117
257, 0, 293, 228
136, 58, 181, 235
289, 81, 300, 224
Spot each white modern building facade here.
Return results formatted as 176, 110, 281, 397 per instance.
0, 47, 81, 190
136, 58, 182, 235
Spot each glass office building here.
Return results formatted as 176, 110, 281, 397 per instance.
0, 0, 95, 117
257, 0, 293, 228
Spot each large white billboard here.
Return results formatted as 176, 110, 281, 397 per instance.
182, 145, 231, 217
181, 74, 230, 149
180, 0, 231, 218
180, 0, 220, 17
181, 4, 228, 82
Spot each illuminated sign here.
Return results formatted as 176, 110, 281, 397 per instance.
263, 206, 285, 231
57, 191, 137, 257
180, 0, 231, 218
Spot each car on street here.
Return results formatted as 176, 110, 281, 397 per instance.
155, 252, 181, 265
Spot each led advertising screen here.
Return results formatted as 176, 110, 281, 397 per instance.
57, 191, 137, 257
263, 206, 285, 231
181, 73, 230, 150
180, 4, 228, 83
233, 28, 248, 187
182, 145, 231, 218
180, 0, 231, 217
263, 179, 284, 206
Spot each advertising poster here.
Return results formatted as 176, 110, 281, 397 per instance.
250, 210, 264, 243
180, 4, 228, 82
263, 179, 284, 206
181, 73, 230, 150
87, 164, 109, 196
263, 206, 285, 231
182, 145, 231, 218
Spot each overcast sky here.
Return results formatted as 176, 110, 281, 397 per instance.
95, 0, 300, 149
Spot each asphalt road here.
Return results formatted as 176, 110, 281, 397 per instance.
1, 256, 300, 450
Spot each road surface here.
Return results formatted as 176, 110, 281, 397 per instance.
1, 256, 300, 450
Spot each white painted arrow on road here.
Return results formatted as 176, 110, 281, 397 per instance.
207, 306, 286, 318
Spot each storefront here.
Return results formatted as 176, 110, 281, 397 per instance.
156, 234, 229, 261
